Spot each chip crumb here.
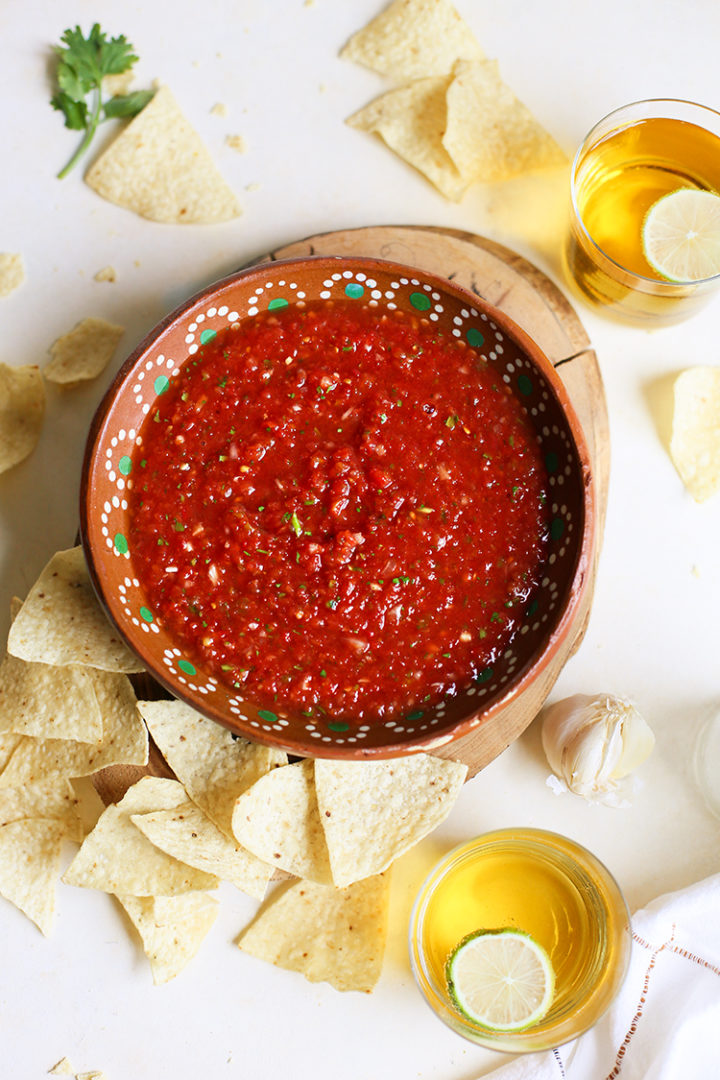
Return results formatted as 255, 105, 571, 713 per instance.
225, 134, 247, 153
0, 252, 24, 297
210, 102, 228, 117
94, 266, 117, 283
76, 1072, 107, 1080
245, 182, 261, 192
48, 1058, 74, 1075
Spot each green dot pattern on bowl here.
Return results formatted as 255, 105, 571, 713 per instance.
410, 291, 432, 310
91, 262, 585, 751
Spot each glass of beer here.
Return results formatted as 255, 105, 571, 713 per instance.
409, 829, 631, 1053
563, 99, 720, 324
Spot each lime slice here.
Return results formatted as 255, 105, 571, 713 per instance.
445, 928, 555, 1032
642, 189, 720, 282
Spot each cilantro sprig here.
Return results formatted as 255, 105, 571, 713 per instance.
51, 24, 154, 178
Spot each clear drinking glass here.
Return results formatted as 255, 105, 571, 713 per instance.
563, 99, 720, 324
409, 829, 631, 1053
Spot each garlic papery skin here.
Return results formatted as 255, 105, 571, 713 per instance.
541, 694, 655, 804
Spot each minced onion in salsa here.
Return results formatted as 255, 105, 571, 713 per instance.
128, 299, 550, 724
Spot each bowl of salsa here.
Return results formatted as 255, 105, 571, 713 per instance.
80, 256, 594, 758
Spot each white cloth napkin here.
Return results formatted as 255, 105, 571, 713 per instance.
478, 873, 720, 1079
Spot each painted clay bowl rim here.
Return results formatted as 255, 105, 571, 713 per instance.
80, 255, 596, 758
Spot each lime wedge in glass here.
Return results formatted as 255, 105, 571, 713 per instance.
445, 928, 555, 1032
642, 189, 720, 282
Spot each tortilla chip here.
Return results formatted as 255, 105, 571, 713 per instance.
7, 547, 144, 673
63, 776, 219, 896
44, 317, 124, 385
85, 85, 241, 224
131, 782, 273, 900
347, 75, 467, 201
48, 1058, 75, 1075
340, 0, 484, 80
137, 699, 287, 838
315, 754, 467, 887
0, 818, 66, 934
118, 891, 218, 984
0, 363, 45, 475
231, 759, 332, 885
443, 59, 567, 183
670, 367, 720, 502
0, 777, 83, 843
0, 669, 148, 787
237, 874, 389, 993
0, 650, 103, 743
0, 252, 24, 297
0, 731, 23, 772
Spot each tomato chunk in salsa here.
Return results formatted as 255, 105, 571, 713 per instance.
129, 299, 550, 724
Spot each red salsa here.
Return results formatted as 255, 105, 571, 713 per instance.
129, 300, 550, 724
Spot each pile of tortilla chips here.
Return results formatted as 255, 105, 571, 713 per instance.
341, 0, 566, 199
0, 545, 467, 990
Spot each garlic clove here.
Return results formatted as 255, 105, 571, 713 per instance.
541, 693, 654, 803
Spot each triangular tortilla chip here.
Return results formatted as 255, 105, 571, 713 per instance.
231, 759, 332, 885
44, 317, 124, 385
0, 363, 45, 475
315, 754, 467, 887
137, 699, 287, 838
85, 85, 241, 224
0, 650, 103, 743
131, 782, 273, 900
0, 818, 66, 934
340, 0, 485, 80
63, 776, 218, 896
670, 367, 720, 502
118, 891, 218, 984
0, 669, 148, 787
443, 59, 567, 183
237, 874, 389, 992
0, 777, 83, 843
7, 546, 144, 673
347, 75, 467, 201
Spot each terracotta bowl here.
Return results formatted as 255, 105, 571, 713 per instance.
80, 256, 594, 759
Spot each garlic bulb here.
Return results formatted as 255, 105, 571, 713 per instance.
541, 694, 655, 805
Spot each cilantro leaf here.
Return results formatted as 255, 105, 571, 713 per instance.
51, 91, 88, 130
51, 23, 149, 178
103, 90, 154, 120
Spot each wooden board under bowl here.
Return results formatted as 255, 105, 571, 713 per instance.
93, 225, 608, 802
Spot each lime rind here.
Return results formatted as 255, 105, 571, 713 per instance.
445, 928, 555, 1033
642, 188, 720, 284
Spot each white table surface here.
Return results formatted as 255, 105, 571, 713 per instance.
3, 1, 720, 1076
